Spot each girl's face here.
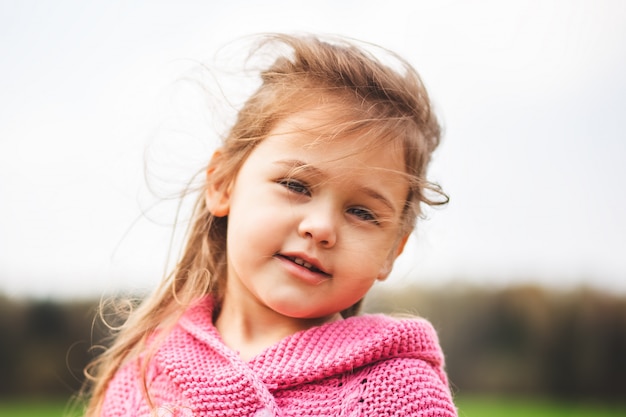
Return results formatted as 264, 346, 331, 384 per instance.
208, 109, 410, 322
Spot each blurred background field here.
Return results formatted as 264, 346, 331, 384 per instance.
1, 396, 626, 417
1, 284, 625, 415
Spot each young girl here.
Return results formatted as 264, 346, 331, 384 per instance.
84, 34, 457, 416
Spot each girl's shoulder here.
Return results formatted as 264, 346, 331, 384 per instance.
300, 314, 456, 416
295, 312, 446, 368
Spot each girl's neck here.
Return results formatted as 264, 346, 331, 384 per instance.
214, 294, 341, 362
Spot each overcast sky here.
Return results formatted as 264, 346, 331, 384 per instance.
1, 0, 625, 299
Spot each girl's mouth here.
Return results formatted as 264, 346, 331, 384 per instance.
277, 254, 331, 277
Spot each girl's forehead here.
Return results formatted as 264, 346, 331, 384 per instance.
267, 109, 405, 161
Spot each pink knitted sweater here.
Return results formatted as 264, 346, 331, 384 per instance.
101, 297, 457, 416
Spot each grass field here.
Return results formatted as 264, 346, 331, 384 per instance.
1, 396, 625, 416
0, 400, 74, 417
455, 396, 626, 417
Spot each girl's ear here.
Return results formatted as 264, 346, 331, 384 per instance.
205, 151, 231, 217
377, 234, 410, 281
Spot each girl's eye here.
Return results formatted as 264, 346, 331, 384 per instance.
348, 207, 379, 224
278, 179, 310, 196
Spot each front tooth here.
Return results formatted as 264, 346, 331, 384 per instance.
294, 257, 313, 269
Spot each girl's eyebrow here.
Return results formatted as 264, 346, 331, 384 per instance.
274, 159, 325, 178
358, 186, 396, 215
274, 159, 397, 215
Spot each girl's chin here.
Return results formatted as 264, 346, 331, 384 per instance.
268, 304, 343, 323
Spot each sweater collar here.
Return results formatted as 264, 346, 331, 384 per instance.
177, 296, 444, 389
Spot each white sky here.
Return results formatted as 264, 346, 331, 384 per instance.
1, 0, 625, 299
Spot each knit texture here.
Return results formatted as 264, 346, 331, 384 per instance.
101, 297, 457, 416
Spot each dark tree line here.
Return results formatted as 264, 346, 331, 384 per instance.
0, 296, 105, 398
364, 284, 626, 402
1, 284, 625, 403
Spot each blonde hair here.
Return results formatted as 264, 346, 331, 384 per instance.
81, 33, 447, 415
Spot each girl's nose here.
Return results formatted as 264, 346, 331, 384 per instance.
297, 205, 337, 248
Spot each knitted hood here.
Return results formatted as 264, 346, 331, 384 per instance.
153, 296, 448, 394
